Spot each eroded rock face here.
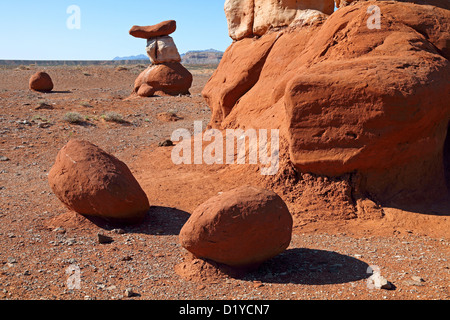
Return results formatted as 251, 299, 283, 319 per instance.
204, 1, 450, 201
203, 33, 280, 125
48, 140, 150, 224
225, 0, 335, 40
179, 186, 293, 268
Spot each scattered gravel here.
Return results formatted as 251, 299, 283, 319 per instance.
0, 66, 448, 301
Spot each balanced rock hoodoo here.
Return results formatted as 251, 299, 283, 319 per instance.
129, 20, 192, 97
48, 140, 150, 224
179, 186, 293, 268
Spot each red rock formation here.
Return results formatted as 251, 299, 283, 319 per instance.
129, 20, 177, 39
203, 33, 280, 126
179, 186, 293, 268
29, 71, 53, 92
203, 1, 450, 202
48, 140, 150, 224
134, 62, 193, 96
335, 0, 450, 10
129, 20, 192, 97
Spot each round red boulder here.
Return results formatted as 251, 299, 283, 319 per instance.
29, 71, 53, 92
179, 185, 293, 268
48, 140, 150, 224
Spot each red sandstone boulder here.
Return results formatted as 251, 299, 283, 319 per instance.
134, 62, 193, 97
48, 140, 150, 224
129, 20, 177, 39
179, 186, 293, 268
137, 83, 156, 97
29, 71, 53, 92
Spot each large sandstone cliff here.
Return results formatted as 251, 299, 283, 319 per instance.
203, 0, 450, 203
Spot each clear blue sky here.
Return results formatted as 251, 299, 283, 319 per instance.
0, 0, 231, 60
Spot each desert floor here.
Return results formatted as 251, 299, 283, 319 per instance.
0, 65, 448, 301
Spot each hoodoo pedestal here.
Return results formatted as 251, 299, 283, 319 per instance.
129, 20, 192, 97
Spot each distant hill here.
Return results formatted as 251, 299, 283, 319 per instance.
0, 60, 149, 66
0, 49, 224, 67
113, 54, 148, 61
113, 49, 224, 65
181, 49, 223, 65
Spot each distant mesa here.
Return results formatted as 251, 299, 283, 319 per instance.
113, 54, 148, 61
181, 50, 224, 65
113, 49, 224, 65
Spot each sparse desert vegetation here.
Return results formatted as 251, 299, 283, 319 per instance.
102, 111, 125, 123
63, 112, 84, 124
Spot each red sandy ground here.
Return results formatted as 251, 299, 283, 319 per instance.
0, 65, 448, 300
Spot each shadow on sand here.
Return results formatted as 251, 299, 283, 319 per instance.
245, 248, 371, 286
84, 206, 191, 236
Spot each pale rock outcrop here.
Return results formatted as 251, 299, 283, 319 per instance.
146, 36, 182, 64
225, 0, 255, 40
253, 0, 334, 36
225, 0, 335, 40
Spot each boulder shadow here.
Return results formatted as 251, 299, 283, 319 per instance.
67, 120, 97, 128
246, 248, 371, 285
129, 206, 191, 236
61, 206, 190, 236
49, 90, 72, 94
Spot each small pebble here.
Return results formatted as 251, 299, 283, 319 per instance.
98, 233, 114, 244
125, 288, 137, 297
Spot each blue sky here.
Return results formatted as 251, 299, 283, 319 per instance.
0, 0, 231, 60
